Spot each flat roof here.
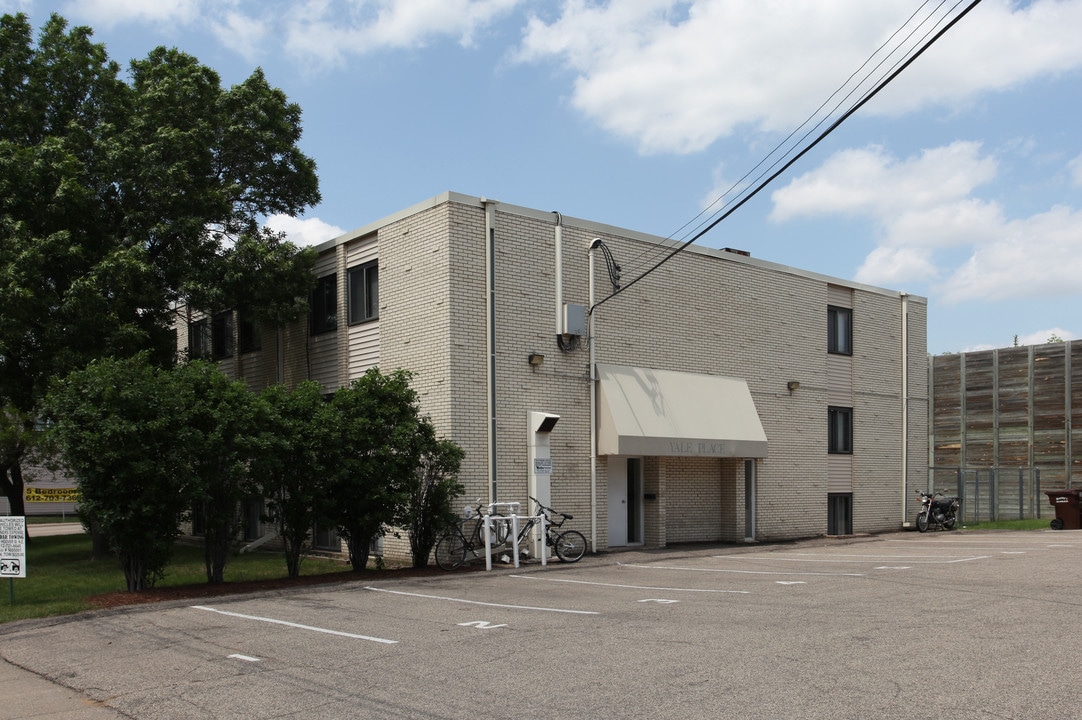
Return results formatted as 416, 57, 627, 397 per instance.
316, 191, 926, 303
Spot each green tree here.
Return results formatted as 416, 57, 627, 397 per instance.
0, 12, 319, 517
47, 355, 192, 591
176, 362, 260, 584
403, 431, 464, 568
251, 382, 335, 578
326, 369, 425, 572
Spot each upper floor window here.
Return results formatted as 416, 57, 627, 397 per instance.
189, 318, 211, 360
310, 274, 337, 335
828, 305, 852, 355
211, 310, 234, 359
828, 406, 853, 454
348, 262, 379, 324
238, 313, 261, 354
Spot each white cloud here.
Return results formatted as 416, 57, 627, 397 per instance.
1069, 153, 1082, 186
265, 214, 345, 247
770, 142, 998, 224
515, 0, 1082, 155
282, 0, 520, 66
770, 141, 1082, 303
210, 11, 270, 63
938, 205, 1082, 303
63, 0, 203, 28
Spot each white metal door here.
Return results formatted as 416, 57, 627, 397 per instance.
608, 457, 643, 546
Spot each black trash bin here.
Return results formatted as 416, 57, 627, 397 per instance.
1044, 489, 1082, 530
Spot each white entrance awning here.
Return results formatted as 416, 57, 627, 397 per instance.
596, 364, 768, 458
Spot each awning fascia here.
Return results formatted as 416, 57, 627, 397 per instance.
596, 364, 768, 458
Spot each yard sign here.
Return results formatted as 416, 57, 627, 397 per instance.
0, 516, 26, 578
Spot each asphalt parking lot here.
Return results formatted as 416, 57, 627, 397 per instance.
3, 529, 1081, 719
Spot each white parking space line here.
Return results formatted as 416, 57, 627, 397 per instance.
509, 574, 750, 594
228, 654, 261, 662
618, 562, 864, 577
192, 605, 398, 644
364, 586, 600, 615
715, 553, 987, 565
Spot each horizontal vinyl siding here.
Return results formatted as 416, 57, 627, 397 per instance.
346, 235, 380, 379
309, 332, 338, 392
827, 354, 854, 406
828, 455, 853, 492
348, 323, 380, 379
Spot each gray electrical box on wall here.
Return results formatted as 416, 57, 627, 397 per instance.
563, 303, 587, 336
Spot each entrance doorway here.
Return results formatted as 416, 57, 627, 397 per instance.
608, 457, 643, 546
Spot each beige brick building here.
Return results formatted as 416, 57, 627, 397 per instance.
179, 191, 929, 553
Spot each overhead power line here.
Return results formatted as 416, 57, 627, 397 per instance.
593, 0, 985, 313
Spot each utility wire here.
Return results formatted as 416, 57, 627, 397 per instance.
594, 0, 983, 311
615, 0, 959, 282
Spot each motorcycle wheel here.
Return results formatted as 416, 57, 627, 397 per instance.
916, 513, 930, 533
942, 517, 956, 530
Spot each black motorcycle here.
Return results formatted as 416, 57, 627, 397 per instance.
915, 490, 959, 532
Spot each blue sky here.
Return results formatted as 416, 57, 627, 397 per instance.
5, 0, 1081, 353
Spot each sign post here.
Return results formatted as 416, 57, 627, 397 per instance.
1, 516, 27, 604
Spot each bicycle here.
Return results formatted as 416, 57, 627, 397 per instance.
434, 499, 510, 570
513, 496, 587, 563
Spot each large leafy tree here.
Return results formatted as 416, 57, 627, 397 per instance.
250, 381, 336, 579
326, 369, 427, 572
176, 362, 261, 584
403, 430, 464, 568
0, 13, 319, 513
47, 355, 192, 591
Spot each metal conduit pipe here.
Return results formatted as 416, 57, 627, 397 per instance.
901, 292, 909, 524
588, 238, 601, 553
553, 212, 563, 338
483, 198, 499, 503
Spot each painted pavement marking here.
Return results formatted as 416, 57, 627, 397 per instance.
509, 573, 750, 594
193, 605, 398, 644
364, 586, 599, 615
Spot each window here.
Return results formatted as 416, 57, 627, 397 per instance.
310, 274, 337, 335
189, 318, 211, 360
828, 305, 852, 355
348, 262, 379, 324
312, 523, 341, 551
239, 314, 261, 354
828, 406, 853, 454
828, 493, 853, 535
211, 310, 234, 359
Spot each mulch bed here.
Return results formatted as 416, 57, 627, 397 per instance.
87, 564, 476, 610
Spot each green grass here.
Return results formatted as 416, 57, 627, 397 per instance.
25, 514, 82, 524
0, 535, 352, 624
960, 517, 1052, 531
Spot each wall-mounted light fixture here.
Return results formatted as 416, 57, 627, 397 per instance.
528, 353, 545, 367
787, 380, 800, 394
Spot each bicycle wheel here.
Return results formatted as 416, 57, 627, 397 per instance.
553, 530, 586, 562
476, 514, 509, 548
435, 531, 467, 570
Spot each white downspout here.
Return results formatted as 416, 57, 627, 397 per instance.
588, 239, 600, 553
900, 292, 909, 525
483, 199, 498, 503
553, 212, 563, 337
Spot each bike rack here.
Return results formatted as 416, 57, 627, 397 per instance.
482, 509, 548, 571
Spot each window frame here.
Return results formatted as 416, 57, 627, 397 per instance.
309, 273, 338, 335
828, 406, 854, 455
211, 310, 234, 359
188, 318, 211, 360
348, 261, 379, 325
827, 305, 853, 355
238, 313, 261, 354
